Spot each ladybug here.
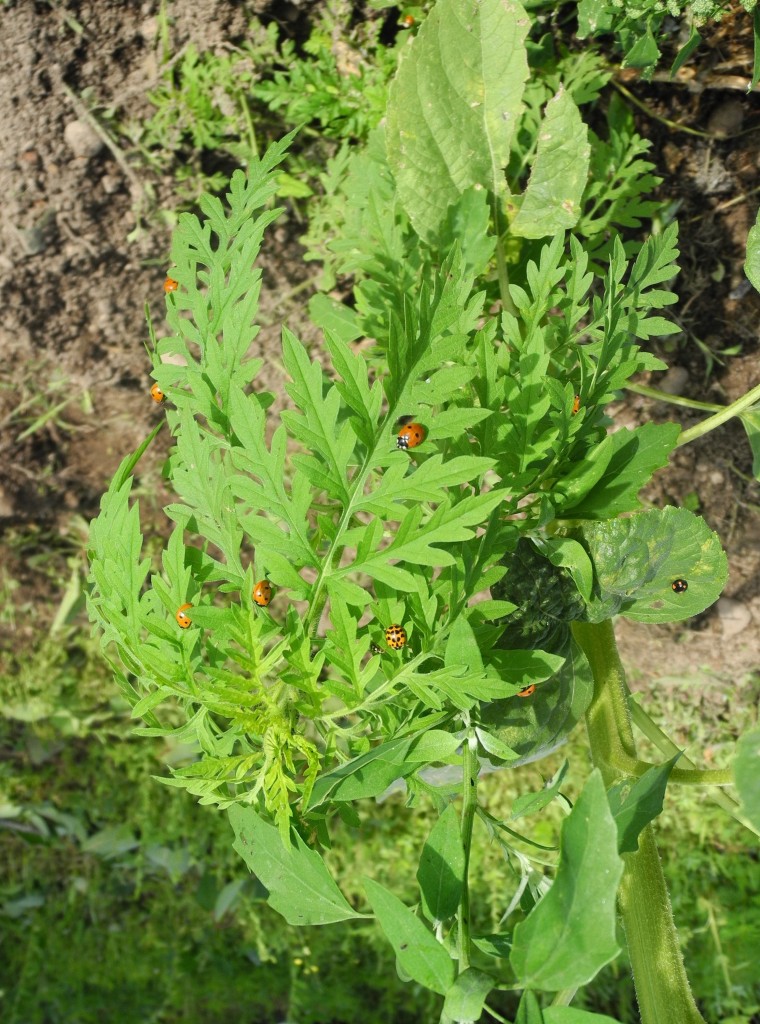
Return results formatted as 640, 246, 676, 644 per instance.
164, 277, 179, 293
671, 579, 688, 594
150, 383, 166, 403
402, 13, 415, 26
385, 624, 407, 650
517, 684, 536, 698
397, 423, 425, 450
253, 579, 272, 607
572, 394, 581, 415
176, 603, 193, 628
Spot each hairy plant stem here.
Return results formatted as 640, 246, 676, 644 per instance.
458, 730, 480, 973
571, 620, 707, 1024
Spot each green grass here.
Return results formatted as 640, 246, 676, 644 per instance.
3, 615, 756, 1023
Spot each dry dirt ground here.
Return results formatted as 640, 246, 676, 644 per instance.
0, 0, 758, 730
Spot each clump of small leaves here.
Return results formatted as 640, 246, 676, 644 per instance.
575, 0, 759, 78
128, 0, 399, 200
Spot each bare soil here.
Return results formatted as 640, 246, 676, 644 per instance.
0, 0, 759, 711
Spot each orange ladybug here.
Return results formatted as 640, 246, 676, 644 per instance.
402, 13, 415, 26
252, 579, 272, 607
397, 423, 425, 450
176, 603, 193, 628
385, 624, 407, 649
164, 277, 179, 293
150, 383, 166, 403
572, 395, 581, 415
517, 684, 536, 698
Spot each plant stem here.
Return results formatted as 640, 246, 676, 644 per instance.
625, 382, 723, 413
458, 730, 479, 973
618, 826, 706, 1024
677, 380, 760, 447
629, 698, 760, 837
571, 620, 707, 1024
612, 79, 713, 139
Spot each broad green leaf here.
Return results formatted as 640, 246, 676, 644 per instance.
558, 423, 681, 520
442, 967, 494, 1021
486, 648, 567, 687
510, 770, 623, 989
417, 803, 465, 922
516, 990, 545, 1024
510, 761, 568, 820
386, 0, 530, 240
479, 641, 592, 766
476, 726, 519, 763
544, 1009, 624, 1024
408, 730, 462, 763
445, 615, 484, 673
364, 877, 456, 995
307, 737, 415, 808
745, 208, 760, 294
623, 19, 660, 70
536, 537, 594, 602
607, 756, 679, 853
229, 805, 363, 925
432, 187, 497, 279
582, 506, 728, 623
472, 933, 511, 959
734, 728, 760, 832
511, 87, 590, 238
576, 0, 613, 37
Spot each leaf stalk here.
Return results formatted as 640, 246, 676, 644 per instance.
677, 381, 760, 447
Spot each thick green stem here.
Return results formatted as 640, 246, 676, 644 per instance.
571, 620, 707, 1024
618, 827, 706, 1024
458, 731, 479, 973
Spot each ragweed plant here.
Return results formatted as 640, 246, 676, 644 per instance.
89, 1, 760, 1021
